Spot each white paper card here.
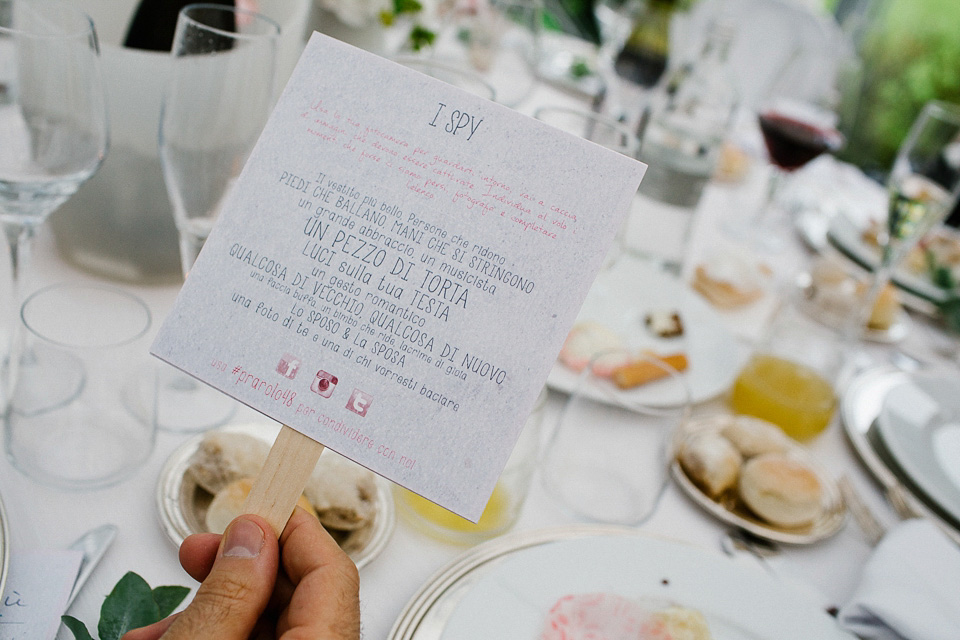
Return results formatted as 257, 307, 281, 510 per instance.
0, 550, 82, 639
151, 34, 645, 520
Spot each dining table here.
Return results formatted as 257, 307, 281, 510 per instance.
1, 29, 958, 640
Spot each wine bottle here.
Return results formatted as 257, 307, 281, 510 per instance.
614, 0, 676, 88
124, 0, 235, 52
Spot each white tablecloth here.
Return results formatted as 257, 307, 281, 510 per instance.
1, 72, 956, 640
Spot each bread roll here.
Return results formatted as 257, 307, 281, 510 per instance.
678, 431, 742, 499
721, 416, 792, 458
187, 432, 270, 495
738, 453, 822, 528
206, 477, 316, 534
304, 453, 378, 531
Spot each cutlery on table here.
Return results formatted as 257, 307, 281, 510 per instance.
66, 524, 118, 610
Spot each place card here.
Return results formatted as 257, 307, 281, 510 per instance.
151, 34, 645, 521
0, 549, 82, 639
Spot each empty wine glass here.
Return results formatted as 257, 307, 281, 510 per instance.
157, 3, 280, 431
0, 0, 108, 393
425, 0, 542, 107
843, 101, 960, 352
541, 349, 691, 525
593, 0, 641, 117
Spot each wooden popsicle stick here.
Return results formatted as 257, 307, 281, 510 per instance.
243, 424, 325, 537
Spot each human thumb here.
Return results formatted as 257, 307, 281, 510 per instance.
162, 515, 279, 639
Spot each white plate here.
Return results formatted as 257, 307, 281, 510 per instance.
826, 213, 956, 305
876, 371, 960, 525
547, 257, 748, 406
434, 534, 854, 639
156, 422, 395, 569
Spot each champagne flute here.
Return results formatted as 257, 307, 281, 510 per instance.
0, 0, 108, 391
157, 3, 280, 431
844, 101, 960, 352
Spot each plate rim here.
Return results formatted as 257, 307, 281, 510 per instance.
155, 421, 396, 569
874, 372, 960, 524
668, 416, 847, 545
390, 525, 856, 639
839, 365, 960, 544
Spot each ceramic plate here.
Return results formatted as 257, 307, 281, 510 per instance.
839, 365, 960, 543
826, 213, 958, 305
876, 371, 960, 525
156, 422, 395, 569
669, 417, 846, 545
547, 257, 749, 407
391, 527, 855, 639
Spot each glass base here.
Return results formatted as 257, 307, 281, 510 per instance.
156, 368, 237, 433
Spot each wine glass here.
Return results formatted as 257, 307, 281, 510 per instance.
541, 349, 691, 525
0, 0, 108, 392
592, 0, 641, 118
532, 106, 639, 271
843, 101, 960, 352
425, 0, 542, 107
157, 3, 280, 432
725, 46, 843, 250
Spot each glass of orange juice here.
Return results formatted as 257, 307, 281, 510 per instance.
730, 291, 841, 440
395, 388, 547, 545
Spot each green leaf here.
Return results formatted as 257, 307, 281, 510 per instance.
408, 25, 436, 52
152, 586, 191, 620
98, 572, 161, 640
393, 0, 422, 15
61, 615, 95, 640
939, 297, 960, 335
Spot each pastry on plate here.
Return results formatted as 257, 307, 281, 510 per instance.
187, 432, 270, 495
738, 453, 823, 528
558, 322, 628, 377
720, 415, 792, 458
691, 252, 767, 309
678, 431, 742, 499
305, 452, 378, 531
206, 477, 316, 534
540, 593, 712, 640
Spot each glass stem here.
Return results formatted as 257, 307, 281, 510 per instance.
2, 222, 35, 401
840, 263, 892, 374
752, 168, 782, 230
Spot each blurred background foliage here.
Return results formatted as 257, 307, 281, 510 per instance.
835, 0, 960, 177
541, 0, 960, 179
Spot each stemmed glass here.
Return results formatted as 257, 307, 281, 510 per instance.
725, 47, 843, 251
532, 106, 639, 271
157, 3, 280, 431
592, 0, 640, 118
541, 350, 691, 525
0, 0, 108, 391
844, 101, 960, 350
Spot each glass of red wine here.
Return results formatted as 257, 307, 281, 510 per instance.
727, 50, 844, 250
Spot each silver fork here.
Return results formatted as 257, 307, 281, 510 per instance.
838, 476, 886, 547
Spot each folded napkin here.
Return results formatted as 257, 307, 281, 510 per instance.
838, 519, 960, 640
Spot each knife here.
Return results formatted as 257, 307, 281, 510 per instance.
65, 524, 118, 610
